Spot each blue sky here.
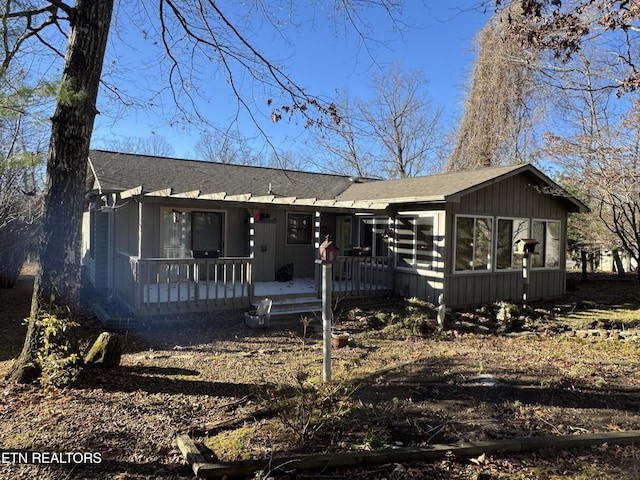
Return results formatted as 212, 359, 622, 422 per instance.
91, 3, 490, 159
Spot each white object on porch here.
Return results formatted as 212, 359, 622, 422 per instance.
245, 298, 272, 328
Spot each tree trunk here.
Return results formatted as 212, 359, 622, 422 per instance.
612, 248, 625, 276
84, 332, 124, 367
581, 249, 589, 282
8, 0, 114, 383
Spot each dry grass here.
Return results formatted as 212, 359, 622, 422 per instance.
1, 270, 640, 479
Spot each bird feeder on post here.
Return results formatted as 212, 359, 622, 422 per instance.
319, 235, 339, 262
516, 239, 539, 307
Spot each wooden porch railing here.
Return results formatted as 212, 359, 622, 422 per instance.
115, 252, 253, 315
113, 253, 391, 316
331, 255, 392, 298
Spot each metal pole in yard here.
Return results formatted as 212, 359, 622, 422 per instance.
316, 259, 332, 383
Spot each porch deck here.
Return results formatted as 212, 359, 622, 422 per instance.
115, 253, 392, 317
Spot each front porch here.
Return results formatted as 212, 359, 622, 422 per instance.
114, 253, 393, 317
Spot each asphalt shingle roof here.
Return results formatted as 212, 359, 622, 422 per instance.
87, 151, 587, 213
87, 150, 357, 200
336, 164, 527, 203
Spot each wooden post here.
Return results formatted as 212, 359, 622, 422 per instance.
522, 252, 530, 306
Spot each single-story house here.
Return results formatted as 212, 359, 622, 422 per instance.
83, 150, 588, 318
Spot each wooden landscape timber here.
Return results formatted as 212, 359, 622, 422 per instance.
177, 430, 640, 478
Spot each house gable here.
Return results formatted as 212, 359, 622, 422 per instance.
337, 164, 588, 214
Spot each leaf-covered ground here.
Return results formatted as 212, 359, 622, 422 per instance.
2, 267, 640, 479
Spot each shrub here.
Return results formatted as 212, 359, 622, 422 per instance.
257, 369, 355, 448
32, 311, 82, 389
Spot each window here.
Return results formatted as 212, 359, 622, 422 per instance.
163, 210, 191, 258
396, 215, 435, 269
496, 218, 529, 270
336, 216, 352, 253
287, 213, 312, 245
532, 220, 560, 268
454, 216, 492, 271
162, 210, 223, 258
191, 211, 223, 255
360, 217, 390, 256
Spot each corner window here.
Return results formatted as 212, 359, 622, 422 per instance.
287, 213, 312, 245
496, 218, 529, 270
454, 216, 492, 271
396, 215, 435, 269
532, 220, 560, 268
359, 217, 390, 256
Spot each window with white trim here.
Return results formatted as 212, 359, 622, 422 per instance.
496, 218, 529, 270
454, 216, 493, 271
396, 215, 435, 269
532, 220, 560, 268
286, 212, 313, 245
360, 216, 390, 256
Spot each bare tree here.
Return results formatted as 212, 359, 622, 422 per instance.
195, 129, 263, 165
309, 90, 375, 178
1, 0, 404, 383
312, 64, 446, 179
544, 52, 640, 282
361, 63, 446, 178
448, 2, 541, 171
0, 67, 52, 287
99, 135, 176, 157
493, 0, 639, 94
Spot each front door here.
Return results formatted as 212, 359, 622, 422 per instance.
253, 222, 276, 282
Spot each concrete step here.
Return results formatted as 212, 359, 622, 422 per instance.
268, 296, 322, 316
94, 303, 138, 331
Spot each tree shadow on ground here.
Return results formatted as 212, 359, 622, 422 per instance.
356, 357, 640, 411
343, 356, 640, 446
73, 365, 253, 398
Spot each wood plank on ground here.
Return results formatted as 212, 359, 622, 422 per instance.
178, 430, 640, 479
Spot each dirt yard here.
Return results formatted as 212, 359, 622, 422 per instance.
2, 267, 640, 479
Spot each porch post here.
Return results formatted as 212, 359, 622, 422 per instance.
314, 210, 321, 294
387, 214, 395, 291
137, 197, 143, 258
249, 211, 255, 302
